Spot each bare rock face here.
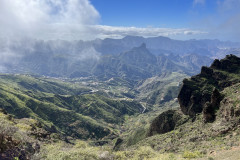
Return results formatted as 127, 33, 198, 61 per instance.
113, 138, 123, 151
211, 88, 222, 107
178, 54, 240, 117
178, 78, 211, 116
218, 83, 240, 123
148, 110, 183, 136
203, 88, 223, 123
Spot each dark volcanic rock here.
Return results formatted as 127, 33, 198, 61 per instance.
113, 138, 123, 151
201, 66, 213, 76
0, 134, 40, 160
211, 88, 222, 108
178, 55, 240, 117
203, 88, 223, 123
211, 54, 240, 73
148, 110, 183, 136
178, 77, 213, 116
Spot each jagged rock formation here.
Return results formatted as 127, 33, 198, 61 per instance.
211, 55, 240, 73
93, 43, 208, 80
203, 88, 223, 123
148, 110, 183, 136
144, 55, 240, 142
113, 138, 123, 151
178, 54, 240, 117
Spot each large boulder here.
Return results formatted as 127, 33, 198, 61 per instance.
148, 110, 183, 136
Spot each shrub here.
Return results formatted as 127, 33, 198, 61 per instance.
182, 150, 202, 159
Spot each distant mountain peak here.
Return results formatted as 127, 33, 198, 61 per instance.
132, 43, 148, 51
140, 43, 146, 49
123, 35, 144, 39
118, 42, 157, 68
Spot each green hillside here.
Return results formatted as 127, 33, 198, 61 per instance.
0, 74, 142, 140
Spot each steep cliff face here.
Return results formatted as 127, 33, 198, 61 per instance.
148, 110, 183, 136
203, 88, 223, 123
178, 54, 240, 117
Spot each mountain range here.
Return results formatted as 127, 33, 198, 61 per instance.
1, 36, 240, 80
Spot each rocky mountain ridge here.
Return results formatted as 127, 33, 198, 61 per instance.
2, 36, 240, 81
178, 54, 240, 117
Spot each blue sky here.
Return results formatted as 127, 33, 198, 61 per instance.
90, 0, 216, 28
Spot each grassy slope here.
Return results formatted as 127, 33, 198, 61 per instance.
0, 82, 111, 139
0, 72, 189, 159
134, 72, 188, 106
0, 110, 183, 160
0, 74, 142, 139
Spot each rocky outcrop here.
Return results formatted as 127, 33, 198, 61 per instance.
0, 110, 41, 160
211, 54, 240, 73
147, 55, 240, 138
203, 88, 223, 123
113, 138, 123, 151
218, 83, 240, 122
0, 135, 40, 160
148, 110, 183, 136
178, 54, 240, 117
177, 76, 214, 116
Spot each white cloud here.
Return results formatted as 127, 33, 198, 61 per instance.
0, 0, 100, 69
189, 0, 240, 41
89, 25, 207, 40
193, 0, 205, 6
0, 0, 100, 39
217, 0, 240, 11
206, 0, 240, 41
32, 24, 206, 40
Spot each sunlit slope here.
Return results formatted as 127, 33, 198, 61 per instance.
0, 74, 142, 139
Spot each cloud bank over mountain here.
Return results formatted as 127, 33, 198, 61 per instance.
89, 25, 206, 39
0, 0, 100, 40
